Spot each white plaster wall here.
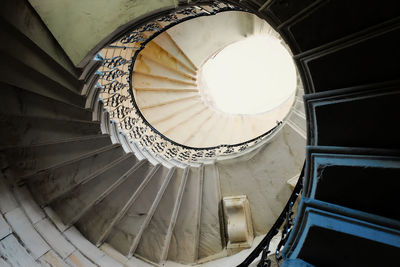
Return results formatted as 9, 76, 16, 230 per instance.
216, 124, 306, 235
28, 0, 179, 66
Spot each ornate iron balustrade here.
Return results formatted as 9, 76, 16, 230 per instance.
237, 164, 304, 267
97, 1, 285, 163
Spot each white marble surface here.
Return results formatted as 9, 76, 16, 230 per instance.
168, 167, 201, 263
107, 165, 169, 255
135, 168, 184, 263
198, 163, 223, 259
217, 125, 305, 235
76, 161, 151, 244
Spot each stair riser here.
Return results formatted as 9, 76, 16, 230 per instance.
0, 116, 101, 147
0, 22, 82, 94
2, 135, 112, 178
27, 145, 125, 205
52, 155, 138, 226
75, 161, 152, 245
106, 166, 170, 255
135, 168, 184, 263
0, 84, 91, 122
0, 54, 85, 107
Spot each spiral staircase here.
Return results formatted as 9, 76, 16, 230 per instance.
1, 0, 400, 267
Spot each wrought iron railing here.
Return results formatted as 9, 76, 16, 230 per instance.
238, 164, 304, 267
97, 1, 285, 163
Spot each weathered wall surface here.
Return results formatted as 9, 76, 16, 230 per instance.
28, 0, 179, 67
217, 124, 306, 235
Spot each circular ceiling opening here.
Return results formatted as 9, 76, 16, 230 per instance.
199, 35, 297, 115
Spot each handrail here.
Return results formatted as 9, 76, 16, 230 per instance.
96, 1, 292, 162
237, 162, 305, 267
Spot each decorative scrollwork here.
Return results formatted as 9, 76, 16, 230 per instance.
100, 68, 128, 81
120, 31, 146, 44
97, 1, 272, 163
102, 80, 127, 94
103, 56, 131, 69
176, 6, 198, 16
103, 93, 129, 107
111, 105, 133, 119
157, 13, 178, 22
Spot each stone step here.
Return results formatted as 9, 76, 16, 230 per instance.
127, 167, 176, 258
185, 114, 221, 147
134, 168, 185, 263
0, 52, 85, 107
106, 165, 172, 255
134, 54, 196, 84
75, 161, 154, 245
139, 42, 196, 77
132, 71, 197, 90
141, 97, 201, 125
159, 167, 189, 262
150, 31, 198, 72
0, 114, 101, 148
0, 82, 91, 122
51, 154, 140, 226
288, 110, 306, 134
0, 21, 82, 95
0, 234, 41, 267
154, 103, 207, 134
167, 166, 203, 263
26, 144, 125, 205
96, 164, 162, 247
179, 110, 215, 145
136, 90, 199, 110
2, 134, 111, 178
198, 163, 223, 260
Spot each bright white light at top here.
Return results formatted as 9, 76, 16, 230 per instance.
200, 35, 296, 115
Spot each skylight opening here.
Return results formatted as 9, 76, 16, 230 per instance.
199, 35, 296, 115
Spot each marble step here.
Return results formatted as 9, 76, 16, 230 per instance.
127, 167, 176, 258
141, 97, 201, 125
206, 116, 232, 147
154, 103, 207, 134
134, 54, 196, 84
51, 153, 140, 226
75, 161, 155, 246
165, 108, 214, 145
159, 167, 189, 262
198, 163, 223, 259
0, 52, 85, 107
2, 134, 112, 178
139, 42, 196, 77
294, 97, 305, 116
0, 114, 101, 148
167, 166, 203, 263
0, 82, 91, 122
134, 168, 187, 263
185, 114, 221, 147
26, 144, 125, 206
0, 21, 82, 95
289, 110, 306, 132
132, 71, 197, 90
136, 91, 199, 110
106, 166, 172, 255
150, 31, 198, 72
